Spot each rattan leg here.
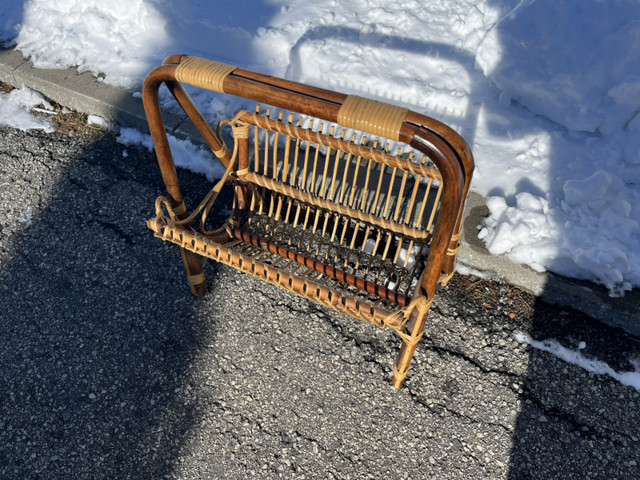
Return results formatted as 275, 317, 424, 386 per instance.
180, 248, 207, 296
391, 341, 417, 388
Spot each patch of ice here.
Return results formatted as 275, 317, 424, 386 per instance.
455, 263, 491, 280
0, 86, 53, 132
116, 127, 154, 150
363, 238, 376, 254
514, 332, 640, 392
19, 207, 34, 226
87, 114, 111, 129
396, 242, 421, 270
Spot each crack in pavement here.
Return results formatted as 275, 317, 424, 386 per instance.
405, 385, 514, 434
421, 340, 522, 379
517, 385, 638, 448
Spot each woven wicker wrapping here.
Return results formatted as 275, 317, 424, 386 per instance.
145, 56, 472, 388
151, 105, 441, 300
337, 95, 409, 142
175, 56, 237, 93
147, 218, 430, 346
148, 105, 445, 387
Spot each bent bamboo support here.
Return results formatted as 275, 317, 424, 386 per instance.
142, 54, 474, 388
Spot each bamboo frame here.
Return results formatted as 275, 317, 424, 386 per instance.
142, 54, 474, 388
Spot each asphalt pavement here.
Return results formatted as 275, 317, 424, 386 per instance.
1, 125, 640, 479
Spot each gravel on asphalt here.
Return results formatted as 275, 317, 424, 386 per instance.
1, 125, 640, 479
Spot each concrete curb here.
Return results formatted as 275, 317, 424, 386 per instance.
1, 47, 638, 336
0, 47, 200, 141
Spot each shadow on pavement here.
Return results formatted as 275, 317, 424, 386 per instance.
506, 295, 640, 479
0, 125, 226, 478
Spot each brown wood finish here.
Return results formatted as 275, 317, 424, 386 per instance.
142, 65, 207, 296
164, 80, 233, 167
142, 55, 474, 388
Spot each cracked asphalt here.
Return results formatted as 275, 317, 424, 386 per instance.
1, 125, 640, 479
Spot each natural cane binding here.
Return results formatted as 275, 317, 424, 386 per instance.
337, 95, 408, 141
142, 54, 474, 388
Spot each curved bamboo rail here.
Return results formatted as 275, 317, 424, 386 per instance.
142, 54, 474, 388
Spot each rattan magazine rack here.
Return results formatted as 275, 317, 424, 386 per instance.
143, 55, 474, 388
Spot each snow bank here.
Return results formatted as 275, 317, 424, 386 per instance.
14, 0, 170, 88
2, 0, 639, 295
477, 0, 640, 136
475, 0, 640, 295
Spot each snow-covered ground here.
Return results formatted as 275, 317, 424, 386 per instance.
1, 0, 639, 298
0, 85, 54, 132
